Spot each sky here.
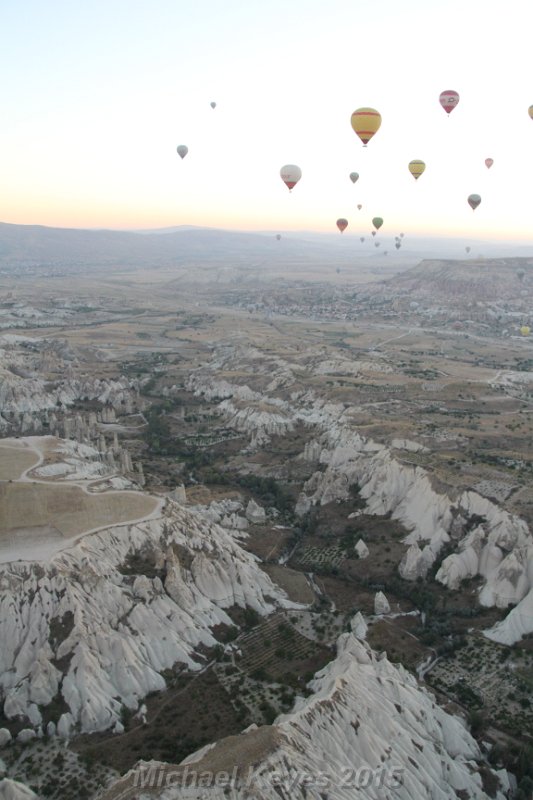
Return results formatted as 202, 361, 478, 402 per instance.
2, 0, 533, 242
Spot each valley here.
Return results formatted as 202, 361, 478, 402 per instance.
0, 240, 532, 798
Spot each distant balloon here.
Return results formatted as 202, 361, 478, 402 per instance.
336, 218, 348, 233
520, 325, 531, 336
371, 230, 377, 237
395, 242, 401, 250
372, 217, 384, 230
400, 232, 405, 238
280, 164, 302, 191
349, 172, 359, 184
529, 105, 533, 120
210, 101, 217, 109
468, 194, 481, 210
465, 246, 471, 254
375, 241, 380, 247
351, 107, 382, 146
439, 90, 460, 115
408, 160, 426, 180
276, 234, 282, 241
360, 237, 365, 243
357, 204, 363, 211
176, 145, 188, 159
517, 268, 525, 281
485, 158, 493, 169
336, 267, 341, 274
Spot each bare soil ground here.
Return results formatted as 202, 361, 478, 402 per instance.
0, 443, 39, 479
0, 483, 158, 538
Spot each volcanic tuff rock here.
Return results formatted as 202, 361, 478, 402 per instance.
0, 500, 291, 735
0, 335, 140, 433
101, 626, 510, 800
0, 779, 38, 799
187, 363, 533, 643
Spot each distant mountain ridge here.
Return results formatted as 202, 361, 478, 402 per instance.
0, 222, 362, 272
377, 257, 533, 303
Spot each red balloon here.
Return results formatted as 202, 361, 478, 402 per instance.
485, 158, 494, 169
336, 218, 348, 233
439, 90, 460, 115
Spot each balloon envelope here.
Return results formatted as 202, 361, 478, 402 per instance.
395, 242, 401, 250
465, 246, 471, 253
336, 218, 348, 233
176, 145, 188, 159
468, 194, 481, 210
520, 326, 530, 336
357, 204, 362, 210
485, 158, 493, 169
372, 217, 384, 230
280, 164, 302, 191
408, 160, 426, 180
360, 237, 365, 243
351, 107, 382, 146
349, 172, 359, 184
210, 101, 216, 109
276, 234, 281, 241
439, 90, 460, 114
529, 105, 533, 120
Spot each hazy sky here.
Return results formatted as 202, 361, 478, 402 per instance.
2, 0, 533, 241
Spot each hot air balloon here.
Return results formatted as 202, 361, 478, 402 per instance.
465, 246, 471, 254
349, 172, 359, 184
468, 194, 481, 210
439, 90, 460, 115
395, 242, 401, 250
520, 325, 530, 336
528, 105, 533, 120
371, 231, 377, 237
517, 268, 525, 281
372, 217, 383, 230
210, 101, 217, 109
375, 241, 380, 247
351, 108, 382, 146
276, 234, 282, 241
280, 164, 302, 191
408, 160, 426, 180
360, 237, 365, 243
357, 204, 362, 211
485, 158, 493, 169
176, 145, 188, 159
336, 218, 348, 233
400, 232, 404, 238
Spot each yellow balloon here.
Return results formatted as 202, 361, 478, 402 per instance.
351, 108, 382, 146
520, 325, 530, 336
529, 105, 533, 120
408, 160, 426, 180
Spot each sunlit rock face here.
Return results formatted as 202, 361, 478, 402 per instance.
0, 779, 38, 800
0, 500, 291, 736
101, 626, 510, 800
0, 335, 140, 433
188, 368, 533, 643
